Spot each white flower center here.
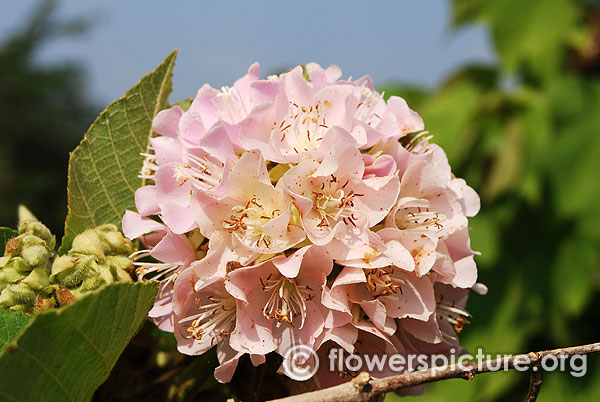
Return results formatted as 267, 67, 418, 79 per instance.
173, 152, 224, 192
275, 102, 329, 155
179, 293, 236, 341
221, 197, 281, 249
311, 176, 364, 228
354, 86, 384, 127
260, 274, 314, 328
395, 206, 444, 232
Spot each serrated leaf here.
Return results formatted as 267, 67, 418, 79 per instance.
0, 281, 158, 402
0, 227, 18, 255
60, 51, 178, 254
0, 309, 30, 352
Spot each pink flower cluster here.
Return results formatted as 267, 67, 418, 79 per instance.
123, 63, 486, 385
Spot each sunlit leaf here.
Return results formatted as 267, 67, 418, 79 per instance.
60, 51, 178, 254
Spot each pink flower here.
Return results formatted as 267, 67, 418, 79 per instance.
225, 246, 332, 355
173, 273, 238, 355
324, 265, 436, 336
136, 120, 237, 234
281, 143, 399, 260
122, 211, 197, 331
193, 149, 305, 267
239, 67, 365, 163
383, 156, 479, 276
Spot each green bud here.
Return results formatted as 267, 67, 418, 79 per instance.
18, 220, 55, 249
106, 255, 133, 283
70, 230, 105, 260
0, 216, 54, 313
75, 268, 109, 295
51, 255, 95, 288
55, 225, 134, 297
21, 267, 51, 291
0, 282, 36, 310
19, 235, 51, 269
1, 220, 135, 313
0, 260, 27, 289
96, 224, 133, 255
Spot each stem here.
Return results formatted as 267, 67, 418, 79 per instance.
268, 342, 600, 402
525, 355, 543, 402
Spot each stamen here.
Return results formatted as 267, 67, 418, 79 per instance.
276, 100, 330, 156
138, 145, 158, 181
130, 249, 182, 298
260, 275, 313, 329
364, 266, 405, 298
395, 207, 444, 232
179, 294, 236, 341
173, 152, 224, 192
436, 296, 471, 335
221, 197, 281, 249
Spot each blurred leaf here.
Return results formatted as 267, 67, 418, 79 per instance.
469, 213, 500, 267
421, 81, 482, 165
60, 51, 178, 254
464, 281, 531, 400
461, 0, 580, 80
484, 118, 522, 199
377, 84, 429, 110
513, 91, 552, 204
451, 0, 484, 26
547, 113, 600, 218
0, 309, 30, 352
0, 227, 18, 255
551, 234, 598, 317
0, 282, 158, 401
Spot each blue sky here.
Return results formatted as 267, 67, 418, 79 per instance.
1, 1, 495, 103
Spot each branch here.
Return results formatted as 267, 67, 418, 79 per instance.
268, 342, 600, 402
525, 354, 543, 402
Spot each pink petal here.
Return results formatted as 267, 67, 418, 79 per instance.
152, 105, 183, 137
122, 210, 166, 240
134, 185, 160, 216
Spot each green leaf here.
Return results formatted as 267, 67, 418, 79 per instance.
482, 0, 578, 80
0, 281, 158, 402
484, 118, 522, 199
420, 80, 482, 166
0, 227, 18, 255
0, 309, 30, 352
552, 235, 598, 317
59, 51, 178, 254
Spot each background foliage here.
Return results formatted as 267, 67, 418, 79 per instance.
383, 1, 600, 401
0, 0, 598, 401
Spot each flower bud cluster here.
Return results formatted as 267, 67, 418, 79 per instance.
0, 220, 55, 313
51, 224, 133, 298
0, 219, 133, 313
